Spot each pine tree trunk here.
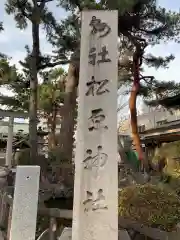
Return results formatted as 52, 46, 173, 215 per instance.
58, 63, 78, 187
129, 87, 149, 172
59, 63, 77, 162
48, 108, 57, 151
29, 22, 39, 164
129, 47, 149, 172
129, 85, 144, 164
48, 131, 56, 151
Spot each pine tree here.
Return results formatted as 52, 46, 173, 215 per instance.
0, 59, 30, 112
53, 0, 180, 171
0, 23, 11, 76
49, 13, 80, 163
5, 0, 58, 163
39, 67, 66, 150
0, 62, 67, 151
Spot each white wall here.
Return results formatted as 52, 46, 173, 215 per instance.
118, 108, 180, 136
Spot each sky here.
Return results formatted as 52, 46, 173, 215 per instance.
143, 0, 180, 82
0, 0, 66, 69
0, 0, 180, 115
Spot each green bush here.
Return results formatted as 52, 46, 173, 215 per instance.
152, 141, 180, 178
119, 184, 180, 231
16, 148, 49, 168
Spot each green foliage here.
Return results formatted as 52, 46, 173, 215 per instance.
0, 60, 29, 111
17, 148, 49, 167
48, 145, 72, 165
0, 59, 16, 81
4, 0, 63, 162
0, 22, 3, 31
119, 184, 180, 231
4, 0, 180, 99
5, 0, 60, 72
0, 21, 10, 62
50, 14, 80, 64
57, 0, 180, 45
140, 79, 180, 101
144, 54, 175, 69
4, 0, 180, 106
5, 0, 57, 33
57, 0, 99, 12
0, 63, 67, 115
38, 67, 66, 114
15, 148, 31, 165
151, 141, 180, 198
54, 0, 180, 102
153, 141, 180, 178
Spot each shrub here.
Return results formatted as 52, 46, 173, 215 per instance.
118, 184, 180, 231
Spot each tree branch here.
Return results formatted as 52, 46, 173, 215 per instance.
124, 31, 147, 49
16, 0, 30, 19
139, 25, 167, 35
37, 0, 53, 2
37, 0, 53, 10
38, 60, 70, 70
71, 0, 83, 11
140, 75, 155, 83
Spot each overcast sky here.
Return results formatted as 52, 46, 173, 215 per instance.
0, 0, 180, 116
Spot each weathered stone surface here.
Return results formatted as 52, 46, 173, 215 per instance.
9, 166, 40, 240
72, 10, 118, 240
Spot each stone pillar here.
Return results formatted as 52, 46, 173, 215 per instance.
9, 166, 40, 240
5, 116, 14, 167
72, 10, 118, 240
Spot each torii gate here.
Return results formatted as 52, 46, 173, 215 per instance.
0, 110, 29, 168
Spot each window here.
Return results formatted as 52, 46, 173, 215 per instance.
156, 119, 167, 127
138, 125, 145, 133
